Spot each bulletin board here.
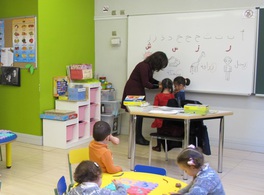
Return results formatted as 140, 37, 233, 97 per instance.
0, 16, 37, 68
127, 9, 258, 95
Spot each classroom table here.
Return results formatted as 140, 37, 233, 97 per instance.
102, 171, 187, 195
0, 130, 17, 168
126, 105, 233, 179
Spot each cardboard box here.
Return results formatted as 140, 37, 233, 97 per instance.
70, 69, 93, 80
184, 104, 209, 115
40, 113, 77, 121
68, 87, 86, 101
70, 64, 93, 80
123, 95, 145, 106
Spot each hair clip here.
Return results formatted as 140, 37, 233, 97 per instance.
187, 158, 195, 166
187, 144, 196, 149
94, 162, 99, 168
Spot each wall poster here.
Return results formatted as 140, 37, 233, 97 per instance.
12, 17, 36, 63
0, 20, 5, 63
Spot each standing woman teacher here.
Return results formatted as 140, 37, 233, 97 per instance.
121, 51, 168, 145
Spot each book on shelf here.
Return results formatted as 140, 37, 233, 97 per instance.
123, 95, 145, 106
44, 109, 75, 115
40, 113, 77, 121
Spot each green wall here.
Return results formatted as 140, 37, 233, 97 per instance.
0, 0, 94, 137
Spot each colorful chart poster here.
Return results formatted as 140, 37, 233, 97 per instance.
0, 20, 5, 63
12, 17, 36, 63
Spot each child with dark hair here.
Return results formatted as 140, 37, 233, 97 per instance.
67, 160, 126, 195
151, 78, 175, 152
176, 145, 225, 195
173, 76, 190, 107
89, 121, 122, 174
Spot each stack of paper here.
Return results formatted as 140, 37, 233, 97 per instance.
148, 109, 180, 114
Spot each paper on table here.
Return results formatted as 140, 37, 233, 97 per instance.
158, 106, 183, 111
148, 109, 180, 114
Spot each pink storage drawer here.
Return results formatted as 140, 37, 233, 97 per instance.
90, 104, 96, 119
79, 121, 87, 138
90, 88, 98, 103
66, 124, 75, 141
79, 105, 87, 121
90, 120, 97, 136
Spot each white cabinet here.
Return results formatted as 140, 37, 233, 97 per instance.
43, 82, 101, 149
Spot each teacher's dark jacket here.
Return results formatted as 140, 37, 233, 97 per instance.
121, 61, 159, 110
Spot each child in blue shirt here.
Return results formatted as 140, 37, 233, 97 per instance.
173, 76, 190, 107
176, 145, 225, 195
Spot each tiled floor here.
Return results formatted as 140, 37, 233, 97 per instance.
0, 135, 264, 194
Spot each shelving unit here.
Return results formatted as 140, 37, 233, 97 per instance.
43, 82, 101, 149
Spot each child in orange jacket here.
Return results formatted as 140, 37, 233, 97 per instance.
89, 121, 122, 174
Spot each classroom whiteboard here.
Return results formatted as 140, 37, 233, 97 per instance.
127, 9, 258, 95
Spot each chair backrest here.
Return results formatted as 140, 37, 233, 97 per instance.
134, 164, 167, 176
68, 147, 89, 185
167, 98, 180, 107
54, 176, 67, 195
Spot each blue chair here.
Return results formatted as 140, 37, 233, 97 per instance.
134, 164, 167, 176
54, 176, 67, 195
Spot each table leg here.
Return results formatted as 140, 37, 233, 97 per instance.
218, 117, 224, 173
129, 115, 136, 170
6, 143, 12, 168
128, 115, 133, 159
183, 119, 190, 180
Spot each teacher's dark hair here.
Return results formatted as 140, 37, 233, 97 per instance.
144, 51, 168, 72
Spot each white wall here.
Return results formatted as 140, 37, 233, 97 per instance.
94, 0, 264, 153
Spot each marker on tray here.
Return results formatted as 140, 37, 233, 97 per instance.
163, 178, 168, 183
113, 172, 124, 177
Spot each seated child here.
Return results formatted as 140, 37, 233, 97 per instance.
151, 78, 175, 152
67, 160, 127, 195
89, 121, 122, 174
173, 76, 190, 107
176, 145, 225, 195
